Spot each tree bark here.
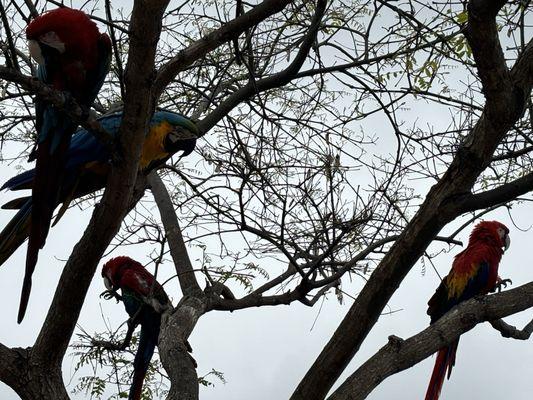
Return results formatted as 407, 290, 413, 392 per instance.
291, 2, 533, 398
327, 282, 533, 400
0, 1, 171, 397
149, 172, 202, 297
149, 172, 208, 400
159, 296, 207, 400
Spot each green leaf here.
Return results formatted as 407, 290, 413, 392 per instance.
456, 11, 468, 24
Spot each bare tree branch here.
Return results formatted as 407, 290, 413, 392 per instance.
0, 344, 24, 394
153, 0, 297, 99
198, 0, 327, 132
327, 282, 533, 400
159, 296, 206, 400
148, 171, 202, 297
0, 66, 113, 146
490, 317, 533, 340
291, 2, 532, 398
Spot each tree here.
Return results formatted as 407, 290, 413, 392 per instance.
0, 0, 532, 399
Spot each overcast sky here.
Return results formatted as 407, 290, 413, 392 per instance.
0, 145, 531, 400
0, 1, 532, 399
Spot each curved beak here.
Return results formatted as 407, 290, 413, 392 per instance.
103, 276, 112, 290
166, 126, 197, 158
504, 234, 511, 252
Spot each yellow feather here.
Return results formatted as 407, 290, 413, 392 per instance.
139, 121, 172, 169
447, 263, 478, 299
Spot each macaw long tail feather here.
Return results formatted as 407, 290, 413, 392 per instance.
129, 324, 159, 400
21, 131, 72, 323
17, 274, 33, 324
2, 196, 31, 210
424, 339, 459, 400
1, 168, 35, 192
52, 176, 81, 227
29, 133, 70, 249
446, 339, 459, 379
0, 200, 32, 268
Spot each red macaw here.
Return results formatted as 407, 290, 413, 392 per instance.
20, 7, 111, 322
101, 256, 170, 400
424, 220, 511, 400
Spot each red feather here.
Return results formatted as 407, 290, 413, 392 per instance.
26, 8, 111, 96
17, 7, 112, 323
424, 341, 458, 400
102, 256, 168, 305
424, 220, 509, 399
101, 256, 169, 400
26, 8, 101, 69
119, 269, 155, 297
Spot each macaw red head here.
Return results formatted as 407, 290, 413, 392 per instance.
469, 220, 510, 252
26, 7, 102, 68
102, 256, 143, 290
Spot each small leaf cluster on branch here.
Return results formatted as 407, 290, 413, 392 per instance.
0, 1, 531, 400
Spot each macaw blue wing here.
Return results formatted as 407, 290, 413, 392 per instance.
1, 109, 196, 323
1, 170, 35, 192
0, 200, 32, 267
428, 258, 492, 324
453, 260, 491, 302
65, 112, 122, 167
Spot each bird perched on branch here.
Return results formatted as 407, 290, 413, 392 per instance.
101, 256, 170, 400
24, 7, 112, 321
424, 220, 511, 400
0, 110, 197, 322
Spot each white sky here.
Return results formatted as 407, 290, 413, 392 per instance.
0, 1, 532, 399
0, 159, 531, 400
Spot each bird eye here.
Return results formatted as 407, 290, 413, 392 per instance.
39, 31, 66, 53
169, 127, 192, 143
168, 130, 180, 144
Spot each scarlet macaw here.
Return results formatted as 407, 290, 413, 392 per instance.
0, 110, 197, 322
424, 220, 511, 400
101, 256, 170, 400
24, 7, 112, 321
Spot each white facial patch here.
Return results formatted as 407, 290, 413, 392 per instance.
497, 227, 510, 251
28, 40, 44, 65
39, 31, 66, 53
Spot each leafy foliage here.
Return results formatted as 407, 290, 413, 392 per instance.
71, 327, 169, 400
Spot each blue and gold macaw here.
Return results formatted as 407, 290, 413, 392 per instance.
0, 111, 197, 322
25, 7, 112, 321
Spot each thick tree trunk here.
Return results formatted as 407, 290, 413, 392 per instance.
0, 346, 68, 400
150, 172, 208, 399
291, 1, 533, 398
159, 297, 207, 400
